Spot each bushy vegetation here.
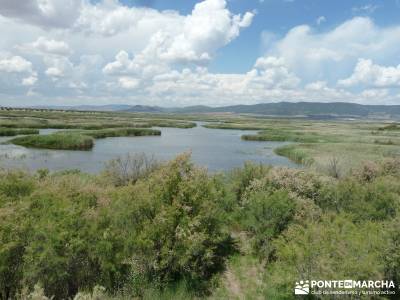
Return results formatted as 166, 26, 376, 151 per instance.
0, 154, 235, 299
9, 133, 94, 150
1, 155, 399, 299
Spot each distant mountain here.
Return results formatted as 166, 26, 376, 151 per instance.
123, 105, 167, 113
175, 102, 400, 118
177, 102, 400, 117
31, 104, 135, 112
21, 102, 400, 119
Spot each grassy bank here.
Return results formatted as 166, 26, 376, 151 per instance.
0, 128, 39, 136
75, 128, 161, 139
10, 133, 94, 150
203, 123, 265, 130
274, 144, 314, 165
9, 128, 161, 150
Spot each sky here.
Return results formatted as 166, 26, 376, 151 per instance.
0, 0, 400, 107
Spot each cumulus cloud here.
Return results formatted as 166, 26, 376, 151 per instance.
0, 54, 38, 86
0, 0, 83, 28
0, 55, 34, 73
160, 0, 254, 64
17, 37, 71, 56
265, 17, 400, 83
75, 0, 153, 36
22, 76, 38, 86
0, 0, 399, 106
119, 77, 140, 90
44, 56, 73, 79
338, 59, 400, 88
102, 0, 254, 69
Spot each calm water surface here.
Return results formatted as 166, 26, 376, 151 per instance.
0, 124, 297, 173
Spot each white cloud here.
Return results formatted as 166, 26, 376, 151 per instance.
22, 76, 38, 86
44, 56, 73, 79
253, 56, 300, 88
338, 59, 400, 88
17, 37, 71, 56
119, 77, 140, 90
160, 0, 254, 64
0, 54, 38, 86
0, 55, 34, 73
265, 17, 400, 83
0, 0, 83, 28
75, 0, 155, 36
0, 1, 399, 106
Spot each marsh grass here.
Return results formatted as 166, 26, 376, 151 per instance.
9, 128, 161, 150
0, 111, 196, 130
274, 144, 314, 165
75, 128, 161, 139
10, 133, 94, 150
0, 128, 39, 136
205, 119, 400, 173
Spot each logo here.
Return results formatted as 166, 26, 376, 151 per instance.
294, 279, 396, 296
295, 280, 310, 295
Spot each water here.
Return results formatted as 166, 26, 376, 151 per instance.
0, 124, 297, 173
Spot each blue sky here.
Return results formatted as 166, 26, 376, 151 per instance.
113, 0, 400, 72
0, 0, 400, 106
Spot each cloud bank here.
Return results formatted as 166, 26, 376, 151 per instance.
0, 0, 399, 106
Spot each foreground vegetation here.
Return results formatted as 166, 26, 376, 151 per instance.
1, 154, 400, 299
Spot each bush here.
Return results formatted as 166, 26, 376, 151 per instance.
317, 177, 399, 222
0, 154, 235, 299
264, 214, 388, 298
102, 153, 159, 186
104, 154, 236, 296
246, 167, 328, 202
229, 162, 270, 205
240, 190, 296, 259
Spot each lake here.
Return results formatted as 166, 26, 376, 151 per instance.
0, 124, 297, 173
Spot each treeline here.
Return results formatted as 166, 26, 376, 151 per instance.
1, 155, 400, 299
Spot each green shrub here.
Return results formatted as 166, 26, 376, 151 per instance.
241, 190, 296, 258
104, 154, 236, 296
229, 162, 270, 205
0, 155, 235, 299
264, 214, 388, 298
317, 177, 399, 222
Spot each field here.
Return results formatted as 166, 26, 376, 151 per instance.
1, 109, 400, 299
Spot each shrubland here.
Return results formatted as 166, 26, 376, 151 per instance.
1, 154, 400, 299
